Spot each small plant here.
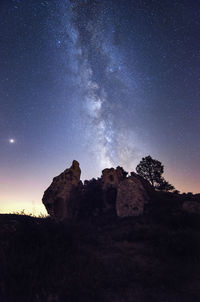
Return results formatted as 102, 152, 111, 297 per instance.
10, 210, 48, 218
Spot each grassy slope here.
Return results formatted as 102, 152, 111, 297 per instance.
0, 192, 200, 302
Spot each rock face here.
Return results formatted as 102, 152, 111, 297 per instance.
42, 161, 153, 220
102, 166, 125, 190
101, 167, 151, 216
42, 160, 81, 221
130, 172, 153, 195
101, 167, 126, 210
116, 175, 150, 217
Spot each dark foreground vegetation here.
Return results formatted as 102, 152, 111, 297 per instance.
1, 192, 200, 302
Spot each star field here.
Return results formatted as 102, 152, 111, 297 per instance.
0, 0, 200, 214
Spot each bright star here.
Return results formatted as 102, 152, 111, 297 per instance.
9, 138, 15, 144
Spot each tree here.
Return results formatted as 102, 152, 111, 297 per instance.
136, 155, 174, 191
136, 155, 163, 187
156, 177, 175, 192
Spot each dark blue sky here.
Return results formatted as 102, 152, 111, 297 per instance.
0, 0, 200, 214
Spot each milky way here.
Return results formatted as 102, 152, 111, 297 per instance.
0, 0, 200, 214
57, 0, 146, 170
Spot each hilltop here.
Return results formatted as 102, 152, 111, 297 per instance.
0, 190, 200, 301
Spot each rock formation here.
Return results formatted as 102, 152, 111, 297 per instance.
102, 166, 126, 190
42, 160, 153, 220
101, 167, 151, 216
42, 160, 81, 221
101, 167, 126, 210
130, 171, 153, 195
116, 174, 150, 217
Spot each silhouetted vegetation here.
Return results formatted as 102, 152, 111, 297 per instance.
156, 177, 175, 191
1, 189, 200, 301
136, 155, 175, 191
79, 178, 104, 219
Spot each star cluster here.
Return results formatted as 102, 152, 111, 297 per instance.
0, 0, 200, 214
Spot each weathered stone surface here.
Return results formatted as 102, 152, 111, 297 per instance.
101, 167, 151, 216
102, 166, 126, 187
182, 200, 200, 215
130, 172, 153, 197
116, 175, 150, 217
42, 160, 81, 221
101, 166, 126, 210
102, 168, 119, 189
42, 161, 153, 220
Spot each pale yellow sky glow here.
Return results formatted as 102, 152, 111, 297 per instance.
0, 195, 47, 216
0, 174, 48, 216
0, 158, 199, 216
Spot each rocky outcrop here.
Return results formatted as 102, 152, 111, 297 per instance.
101, 167, 126, 210
101, 167, 151, 216
102, 166, 126, 190
42, 161, 153, 220
42, 160, 81, 221
116, 175, 150, 217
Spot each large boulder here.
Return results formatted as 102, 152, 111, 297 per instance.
130, 171, 153, 195
42, 160, 81, 221
101, 166, 126, 210
101, 167, 151, 216
102, 167, 123, 189
42, 161, 153, 220
116, 174, 151, 217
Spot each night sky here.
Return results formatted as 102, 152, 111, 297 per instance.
1, 0, 200, 214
